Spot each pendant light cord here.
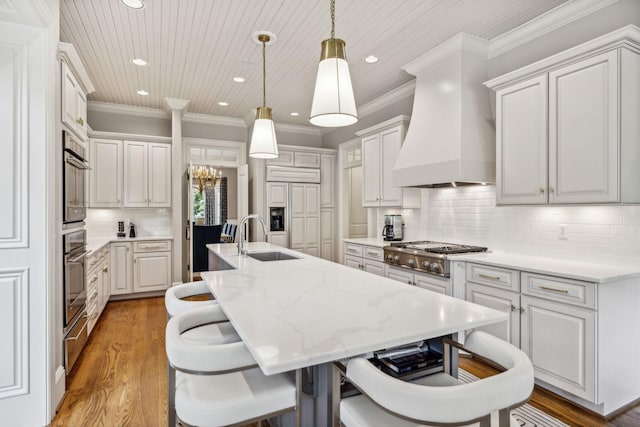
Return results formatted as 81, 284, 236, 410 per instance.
330, 0, 335, 39
262, 40, 267, 108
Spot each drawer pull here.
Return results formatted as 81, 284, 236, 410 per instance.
479, 273, 501, 280
539, 285, 569, 294
142, 245, 164, 250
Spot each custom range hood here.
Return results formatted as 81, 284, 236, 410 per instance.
393, 33, 495, 188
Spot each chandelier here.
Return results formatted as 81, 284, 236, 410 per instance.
191, 165, 221, 194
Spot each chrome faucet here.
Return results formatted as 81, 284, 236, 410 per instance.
237, 214, 269, 256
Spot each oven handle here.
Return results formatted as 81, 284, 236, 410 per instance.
65, 315, 88, 341
69, 250, 91, 263
65, 154, 91, 170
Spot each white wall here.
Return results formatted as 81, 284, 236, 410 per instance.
376, 185, 640, 267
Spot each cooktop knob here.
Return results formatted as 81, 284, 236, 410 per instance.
393, 255, 400, 263
422, 261, 430, 269
430, 262, 442, 273
386, 254, 393, 261
407, 259, 416, 267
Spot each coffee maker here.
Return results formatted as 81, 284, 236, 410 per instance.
382, 215, 403, 241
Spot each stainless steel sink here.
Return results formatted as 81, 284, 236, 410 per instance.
247, 251, 299, 262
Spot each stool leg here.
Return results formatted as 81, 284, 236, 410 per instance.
167, 364, 176, 427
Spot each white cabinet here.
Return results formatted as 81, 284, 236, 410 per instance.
320, 209, 335, 262
266, 149, 321, 168
386, 266, 453, 296
86, 245, 110, 335
61, 60, 88, 141
343, 243, 386, 277
290, 184, 320, 255
320, 154, 336, 208
111, 240, 172, 297
488, 36, 640, 205
133, 251, 172, 292
464, 262, 598, 404
124, 141, 171, 208
110, 242, 132, 295
358, 121, 420, 208
89, 139, 123, 208
267, 182, 288, 207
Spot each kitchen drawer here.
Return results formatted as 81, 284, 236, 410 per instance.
466, 263, 519, 292
344, 243, 363, 257
522, 272, 596, 309
88, 246, 110, 272
133, 240, 172, 253
363, 259, 385, 277
344, 255, 362, 270
362, 246, 384, 262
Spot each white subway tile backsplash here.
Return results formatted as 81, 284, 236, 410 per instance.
376, 185, 640, 267
86, 208, 172, 239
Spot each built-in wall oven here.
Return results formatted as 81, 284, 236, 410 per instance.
63, 131, 89, 228
63, 227, 89, 374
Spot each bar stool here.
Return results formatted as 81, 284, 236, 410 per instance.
339, 331, 534, 427
166, 305, 301, 427
165, 282, 241, 426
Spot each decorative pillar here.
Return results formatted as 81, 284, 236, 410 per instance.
164, 97, 190, 282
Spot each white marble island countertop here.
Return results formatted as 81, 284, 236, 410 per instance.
203, 242, 507, 375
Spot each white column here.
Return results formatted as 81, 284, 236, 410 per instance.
164, 98, 190, 282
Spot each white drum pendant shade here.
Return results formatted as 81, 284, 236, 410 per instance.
249, 107, 279, 159
310, 38, 357, 127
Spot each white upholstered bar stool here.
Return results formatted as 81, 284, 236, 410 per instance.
166, 305, 301, 427
165, 282, 241, 427
339, 331, 534, 427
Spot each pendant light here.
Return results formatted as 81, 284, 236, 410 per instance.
309, 0, 357, 127
249, 32, 279, 159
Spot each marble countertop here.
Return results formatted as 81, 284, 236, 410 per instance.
342, 237, 393, 248
86, 235, 174, 256
202, 242, 507, 375
450, 251, 640, 284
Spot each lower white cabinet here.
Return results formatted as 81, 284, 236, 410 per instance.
111, 239, 172, 297
86, 245, 110, 334
343, 243, 386, 277
386, 266, 453, 296
465, 262, 597, 405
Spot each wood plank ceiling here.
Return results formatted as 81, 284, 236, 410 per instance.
60, 0, 568, 126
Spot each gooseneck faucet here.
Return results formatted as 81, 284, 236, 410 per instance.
237, 214, 269, 256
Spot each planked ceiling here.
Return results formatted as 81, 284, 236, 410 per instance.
60, 0, 569, 126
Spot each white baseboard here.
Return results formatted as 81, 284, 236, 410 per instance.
54, 365, 66, 411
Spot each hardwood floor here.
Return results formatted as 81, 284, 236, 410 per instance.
54, 297, 639, 427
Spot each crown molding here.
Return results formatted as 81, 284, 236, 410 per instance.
403, 33, 489, 75
58, 42, 96, 94
88, 129, 172, 144
357, 80, 416, 120
164, 97, 190, 115
88, 101, 169, 119
275, 122, 322, 136
488, 0, 618, 59
183, 111, 246, 128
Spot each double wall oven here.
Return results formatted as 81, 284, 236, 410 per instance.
62, 131, 90, 374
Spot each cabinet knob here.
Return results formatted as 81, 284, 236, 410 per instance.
549, 187, 555, 194
407, 280, 412, 285
76, 117, 84, 126
510, 304, 517, 312
519, 307, 525, 314
539, 187, 545, 194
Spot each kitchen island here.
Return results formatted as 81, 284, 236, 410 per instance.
203, 242, 507, 426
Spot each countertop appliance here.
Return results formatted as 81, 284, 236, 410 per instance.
383, 241, 487, 277
63, 131, 90, 228
63, 228, 89, 375
382, 214, 403, 241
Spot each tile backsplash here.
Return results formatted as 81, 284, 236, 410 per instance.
86, 208, 172, 239
378, 185, 640, 267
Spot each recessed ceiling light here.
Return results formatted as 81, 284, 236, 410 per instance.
290, 112, 299, 117
233, 76, 245, 83
136, 89, 149, 96
364, 55, 379, 64
132, 58, 148, 66
218, 102, 229, 106
121, 0, 144, 9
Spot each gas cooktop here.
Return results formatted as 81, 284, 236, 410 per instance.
384, 241, 488, 277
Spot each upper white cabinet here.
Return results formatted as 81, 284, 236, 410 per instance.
357, 117, 421, 208
59, 43, 95, 142
89, 136, 171, 208
123, 141, 171, 208
320, 153, 336, 208
90, 139, 123, 208
266, 149, 321, 168
487, 27, 640, 205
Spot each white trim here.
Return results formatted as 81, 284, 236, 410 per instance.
277, 144, 336, 155
183, 111, 245, 128
355, 115, 410, 137
402, 33, 489, 75
57, 42, 95, 94
163, 97, 190, 114
356, 80, 416, 120
88, 101, 169, 119
488, 0, 618, 59
88, 130, 172, 144
275, 122, 322, 136
485, 24, 640, 90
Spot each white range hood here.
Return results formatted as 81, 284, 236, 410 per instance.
393, 33, 495, 187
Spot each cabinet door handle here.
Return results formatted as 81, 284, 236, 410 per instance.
76, 117, 84, 126
539, 285, 569, 294
407, 280, 412, 285
549, 187, 555, 194
103, 268, 108, 273
519, 307, 525, 314
479, 273, 501, 280
510, 304, 517, 312
539, 187, 545, 194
